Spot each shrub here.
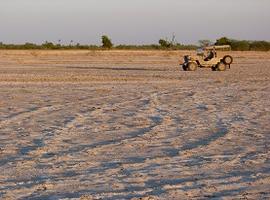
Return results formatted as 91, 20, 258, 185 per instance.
159, 39, 172, 48
215, 37, 231, 46
215, 37, 270, 51
198, 40, 213, 47
250, 41, 270, 51
42, 41, 57, 49
101, 35, 113, 49
23, 43, 40, 49
0, 37, 269, 51
230, 40, 250, 51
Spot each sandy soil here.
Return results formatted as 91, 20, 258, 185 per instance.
0, 50, 269, 200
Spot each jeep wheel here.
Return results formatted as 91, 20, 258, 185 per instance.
187, 62, 198, 71
217, 62, 226, 71
223, 55, 233, 65
182, 64, 188, 71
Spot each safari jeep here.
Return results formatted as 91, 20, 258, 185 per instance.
181, 45, 233, 71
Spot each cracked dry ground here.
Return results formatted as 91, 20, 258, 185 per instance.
0, 50, 269, 200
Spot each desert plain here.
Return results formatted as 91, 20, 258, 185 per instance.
0, 50, 269, 199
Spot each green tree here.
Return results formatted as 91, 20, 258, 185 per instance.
231, 40, 250, 51
250, 41, 270, 51
42, 41, 56, 49
101, 35, 113, 49
23, 43, 39, 49
159, 39, 172, 48
198, 40, 212, 47
215, 37, 231, 45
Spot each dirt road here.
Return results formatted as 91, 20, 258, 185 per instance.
0, 50, 269, 199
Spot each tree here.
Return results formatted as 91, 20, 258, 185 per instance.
159, 39, 172, 48
101, 35, 113, 49
23, 43, 39, 49
42, 41, 55, 49
215, 37, 231, 45
198, 40, 212, 47
230, 40, 250, 51
250, 41, 270, 51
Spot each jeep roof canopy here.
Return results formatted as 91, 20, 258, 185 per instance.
203, 45, 231, 51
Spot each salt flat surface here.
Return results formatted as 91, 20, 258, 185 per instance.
0, 50, 269, 199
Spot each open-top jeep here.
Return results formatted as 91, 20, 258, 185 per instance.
181, 45, 233, 71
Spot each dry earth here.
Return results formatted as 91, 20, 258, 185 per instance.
0, 50, 269, 200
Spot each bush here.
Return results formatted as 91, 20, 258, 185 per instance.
101, 35, 113, 49
215, 37, 270, 51
23, 43, 40, 49
42, 41, 57, 49
250, 41, 270, 51
174, 43, 197, 50
215, 37, 231, 46
198, 40, 213, 47
159, 39, 172, 48
231, 40, 250, 51
0, 36, 269, 51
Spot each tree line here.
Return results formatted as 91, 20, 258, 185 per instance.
0, 36, 269, 51
215, 37, 270, 51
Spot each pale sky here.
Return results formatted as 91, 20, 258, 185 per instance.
1, 0, 269, 45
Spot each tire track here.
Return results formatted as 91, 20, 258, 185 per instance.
180, 119, 229, 152
0, 91, 131, 128
40, 90, 169, 158
0, 105, 56, 127
72, 119, 230, 179
0, 93, 146, 167
8, 89, 162, 159
39, 88, 199, 159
